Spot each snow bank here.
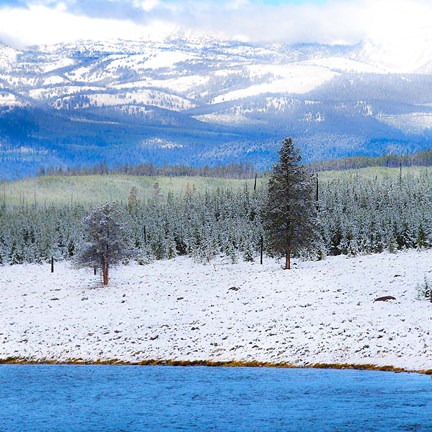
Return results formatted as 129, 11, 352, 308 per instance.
1, 250, 431, 371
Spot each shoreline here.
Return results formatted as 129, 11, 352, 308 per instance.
1, 357, 431, 375
2, 251, 432, 374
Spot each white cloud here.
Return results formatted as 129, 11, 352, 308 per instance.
0, 4, 173, 47
225, 0, 251, 10
136, 0, 161, 12
0, 0, 431, 48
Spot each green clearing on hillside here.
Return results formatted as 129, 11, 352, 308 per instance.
0, 175, 262, 206
1, 165, 430, 206
316, 166, 430, 182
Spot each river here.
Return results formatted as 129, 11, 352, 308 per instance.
0, 365, 431, 431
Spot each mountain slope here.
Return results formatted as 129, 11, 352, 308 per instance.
1, 36, 432, 178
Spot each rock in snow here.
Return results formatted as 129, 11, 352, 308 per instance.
0, 249, 431, 371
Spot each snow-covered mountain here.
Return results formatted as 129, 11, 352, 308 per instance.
1, 34, 432, 177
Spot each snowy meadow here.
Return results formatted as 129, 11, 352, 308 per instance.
1, 250, 431, 371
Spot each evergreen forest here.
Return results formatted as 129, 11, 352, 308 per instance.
1, 171, 432, 266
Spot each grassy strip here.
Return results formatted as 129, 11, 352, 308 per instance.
3, 166, 431, 206
1, 175, 260, 206
1, 357, 431, 375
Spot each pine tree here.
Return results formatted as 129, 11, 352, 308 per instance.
263, 138, 316, 269
127, 186, 138, 212
76, 202, 133, 285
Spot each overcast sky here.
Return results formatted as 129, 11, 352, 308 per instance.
0, 0, 431, 47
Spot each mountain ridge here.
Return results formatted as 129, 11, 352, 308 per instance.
1, 35, 432, 178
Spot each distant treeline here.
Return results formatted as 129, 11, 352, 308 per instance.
36, 161, 257, 179
34, 149, 432, 180
311, 149, 432, 171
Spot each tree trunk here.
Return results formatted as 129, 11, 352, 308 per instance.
103, 264, 109, 285
101, 255, 109, 285
260, 235, 264, 265
285, 249, 291, 270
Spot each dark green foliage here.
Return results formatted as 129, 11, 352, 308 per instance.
416, 224, 428, 248
417, 277, 432, 302
311, 149, 432, 171
319, 171, 432, 256
0, 204, 87, 265
36, 161, 257, 179
76, 202, 133, 285
2, 167, 432, 266
263, 138, 316, 269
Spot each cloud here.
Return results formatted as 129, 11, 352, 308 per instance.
0, 3, 177, 47
0, 0, 431, 47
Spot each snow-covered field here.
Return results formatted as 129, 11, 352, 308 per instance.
1, 250, 431, 371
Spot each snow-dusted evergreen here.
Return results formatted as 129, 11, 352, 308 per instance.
2, 170, 432, 266
76, 202, 133, 285
318, 171, 432, 256
264, 138, 316, 269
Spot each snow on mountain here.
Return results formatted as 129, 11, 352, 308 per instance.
0, 43, 19, 72
211, 64, 338, 103
1, 34, 432, 177
377, 112, 432, 134
0, 91, 27, 107
28, 85, 100, 101
141, 51, 197, 69
194, 112, 263, 125
79, 90, 195, 112
356, 38, 432, 74
116, 75, 211, 95
303, 56, 387, 74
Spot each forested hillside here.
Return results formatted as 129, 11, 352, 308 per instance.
2, 169, 432, 265
2, 36, 432, 178
312, 149, 432, 171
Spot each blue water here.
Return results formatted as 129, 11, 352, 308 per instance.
0, 366, 431, 431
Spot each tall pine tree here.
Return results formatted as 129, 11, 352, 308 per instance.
264, 138, 316, 269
